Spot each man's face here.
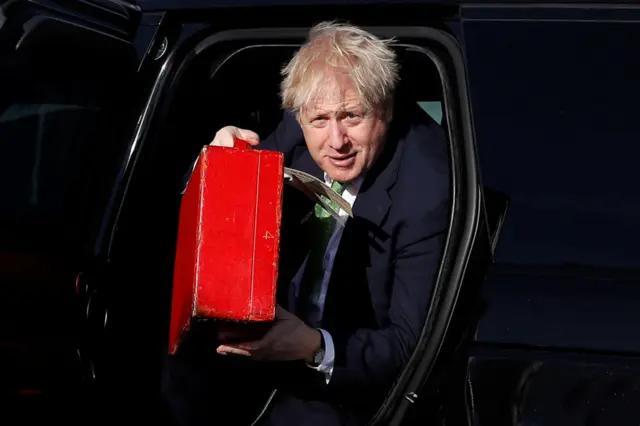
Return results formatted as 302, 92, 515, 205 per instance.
298, 75, 390, 183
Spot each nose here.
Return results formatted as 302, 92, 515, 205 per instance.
327, 118, 348, 151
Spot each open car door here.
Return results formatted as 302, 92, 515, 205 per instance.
369, 183, 510, 426
0, 1, 147, 424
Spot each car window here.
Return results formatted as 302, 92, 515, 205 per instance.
0, 99, 98, 219
418, 101, 442, 124
0, 60, 135, 255
464, 21, 640, 269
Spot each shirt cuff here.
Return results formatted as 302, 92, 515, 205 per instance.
306, 329, 335, 384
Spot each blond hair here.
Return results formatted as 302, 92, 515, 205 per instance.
280, 21, 400, 117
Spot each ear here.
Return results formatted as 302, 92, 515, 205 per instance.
381, 98, 394, 123
385, 104, 394, 123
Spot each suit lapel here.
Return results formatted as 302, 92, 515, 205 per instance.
351, 120, 406, 231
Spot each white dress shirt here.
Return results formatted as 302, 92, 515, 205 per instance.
290, 173, 363, 383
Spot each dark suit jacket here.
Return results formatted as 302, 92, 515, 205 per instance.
256, 103, 451, 412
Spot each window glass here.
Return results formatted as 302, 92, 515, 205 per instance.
464, 21, 640, 268
0, 59, 134, 255
418, 101, 442, 124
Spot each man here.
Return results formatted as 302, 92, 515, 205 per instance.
163, 21, 450, 426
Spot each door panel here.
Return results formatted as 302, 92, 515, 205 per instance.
0, 1, 145, 423
469, 349, 640, 426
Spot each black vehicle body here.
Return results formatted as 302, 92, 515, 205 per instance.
1, 0, 639, 425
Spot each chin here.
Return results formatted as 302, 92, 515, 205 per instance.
326, 167, 361, 183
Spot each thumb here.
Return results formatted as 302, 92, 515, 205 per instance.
234, 128, 260, 146
217, 345, 251, 357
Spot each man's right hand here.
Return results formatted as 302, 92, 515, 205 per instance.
210, 126, 260, 147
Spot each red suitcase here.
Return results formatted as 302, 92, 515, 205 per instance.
168, 139, 283, 355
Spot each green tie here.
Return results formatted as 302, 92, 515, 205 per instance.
314, 180, 345, 219
297, 180, 346, 322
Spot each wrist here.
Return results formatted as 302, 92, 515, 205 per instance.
303, 327, 323, 362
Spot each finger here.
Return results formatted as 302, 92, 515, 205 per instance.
235, 129, 260, 146
210, 129, 236, 147
217, 345, 251, 357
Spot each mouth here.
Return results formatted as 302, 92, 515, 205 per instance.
328, 152, 357, 168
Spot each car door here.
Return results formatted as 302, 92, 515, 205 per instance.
461, 3, 640, 425
0, 0, 154, 423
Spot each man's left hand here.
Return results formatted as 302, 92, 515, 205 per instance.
216, 306, 321, 362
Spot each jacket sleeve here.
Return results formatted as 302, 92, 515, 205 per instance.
326, 197, 449, 394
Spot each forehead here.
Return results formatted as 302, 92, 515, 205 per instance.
304, 76, 363, 114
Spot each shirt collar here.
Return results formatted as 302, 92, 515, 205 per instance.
323, 172, 364, 193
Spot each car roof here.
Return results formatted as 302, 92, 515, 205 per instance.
132, 0, 640, 12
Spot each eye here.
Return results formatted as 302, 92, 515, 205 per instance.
310, 116, 328, 127
344, 112, 362, 122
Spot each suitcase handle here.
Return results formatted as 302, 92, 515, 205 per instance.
233, 137, 251, 150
